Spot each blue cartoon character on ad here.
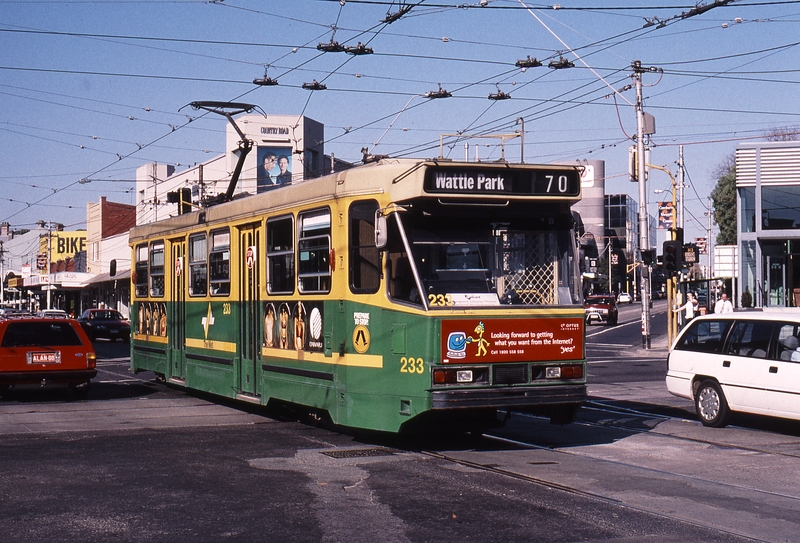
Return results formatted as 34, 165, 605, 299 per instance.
446, 331, 468, 359
446, 321, 490, 359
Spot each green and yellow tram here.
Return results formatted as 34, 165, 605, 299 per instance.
129, 159, 587, 433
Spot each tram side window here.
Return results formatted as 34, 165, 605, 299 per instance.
349, 200, 380, 294
188, 233, 207, 296
149, 241, 165, 297
134, 244, 149, 298
298, 208, 331, 294
209, 229, 231, 296
267, 216, 294, 295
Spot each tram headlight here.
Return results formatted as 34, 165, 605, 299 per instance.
545, 365, 583, 379
456, 370, 473, 383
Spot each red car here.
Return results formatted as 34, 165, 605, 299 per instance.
0, 318, 97, 397
584, 295, 619, 326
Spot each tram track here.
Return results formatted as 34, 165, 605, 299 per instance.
582, 399, 800, 460
421, 442, 767, 543
488, 412, 800, 502
418, 403, 800, 543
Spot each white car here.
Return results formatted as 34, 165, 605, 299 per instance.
666, 311, 800, 427
618, 292, 632, 304
38, 309, 69, 318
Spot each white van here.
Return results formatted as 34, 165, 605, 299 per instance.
666, 311, 800, 427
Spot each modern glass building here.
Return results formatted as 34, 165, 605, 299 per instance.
736, 142, 800, 308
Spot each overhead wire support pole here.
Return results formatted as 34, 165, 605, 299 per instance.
633, 60, 651, 349
649, 162, 679, 345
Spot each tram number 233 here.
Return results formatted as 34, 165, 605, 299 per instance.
428, 293, 454, 307
400, 357, 426, 374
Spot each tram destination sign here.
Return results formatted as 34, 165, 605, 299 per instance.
424, 166, 580, 197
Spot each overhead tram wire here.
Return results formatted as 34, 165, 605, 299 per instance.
407, 1, 668, 161
388, 68, 633, 159
1, 0, 756, 215
314, 17, 638, 156
2, 12, 389, 217
310, 1, 739, 11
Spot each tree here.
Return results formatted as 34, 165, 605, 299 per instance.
711, 128, 799, 246
710, 154, 737, 245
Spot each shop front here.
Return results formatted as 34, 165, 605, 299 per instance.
737, 142, 800, 308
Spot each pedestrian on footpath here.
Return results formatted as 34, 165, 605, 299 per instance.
674, 292, 695, 328
714, 292, 733, 314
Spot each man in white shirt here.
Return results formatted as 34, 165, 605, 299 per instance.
714, 292, 733, 314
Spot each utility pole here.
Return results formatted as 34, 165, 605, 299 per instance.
706, 196, 713, 278
46, 223, 52, 310
678, 145, 685, 231
633, 60, 651, 349
0, 240, 5, 306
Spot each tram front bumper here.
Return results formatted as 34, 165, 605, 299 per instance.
431, 384, 587, 410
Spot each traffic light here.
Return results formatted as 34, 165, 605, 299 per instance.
663, 240, 682, 277
167, 187, 193, 214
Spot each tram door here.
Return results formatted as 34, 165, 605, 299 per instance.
238, 224, 261, 396
169, 239, 186, 381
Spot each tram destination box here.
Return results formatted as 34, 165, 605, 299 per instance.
424, 166, 580, 197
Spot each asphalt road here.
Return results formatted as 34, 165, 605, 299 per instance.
1, 320, 799, 543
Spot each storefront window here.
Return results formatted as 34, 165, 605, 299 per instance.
739, 187, 755, 233
762, 185, 800, 230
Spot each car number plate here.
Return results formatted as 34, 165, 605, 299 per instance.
28, 352, 61, 364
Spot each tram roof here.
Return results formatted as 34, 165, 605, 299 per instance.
129, 158, 580, 242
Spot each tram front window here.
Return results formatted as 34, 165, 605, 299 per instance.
389, 212, 580, 308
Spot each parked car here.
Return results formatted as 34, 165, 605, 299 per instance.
38, 309, 69, 318
667, 312, 800, 427
618, 292, 633, 304
0, 317, 96, 397
0, 308, 32, 318
584, 295, 618, 326
77, 309, 131, 342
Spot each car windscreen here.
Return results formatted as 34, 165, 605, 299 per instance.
1, 321, 84, 347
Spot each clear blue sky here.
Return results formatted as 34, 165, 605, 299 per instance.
2, 0, 799, 244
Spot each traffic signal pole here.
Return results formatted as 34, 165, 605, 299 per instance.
633, 61, 651, 349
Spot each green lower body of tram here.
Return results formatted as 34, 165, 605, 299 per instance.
131, 299, 586, 434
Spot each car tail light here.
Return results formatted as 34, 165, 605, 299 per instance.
87, 352, 97, 369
